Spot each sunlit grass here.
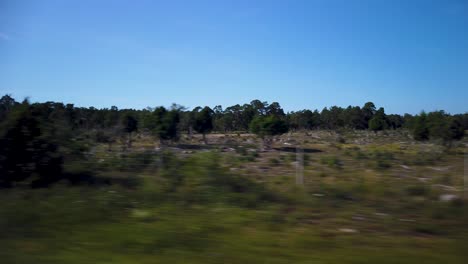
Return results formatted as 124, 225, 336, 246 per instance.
1, 131, 467, 263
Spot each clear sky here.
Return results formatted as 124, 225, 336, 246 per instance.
1, 0, 467, 114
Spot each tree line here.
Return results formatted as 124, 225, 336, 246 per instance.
1, 95, 466, 144
0, 94, 466, 187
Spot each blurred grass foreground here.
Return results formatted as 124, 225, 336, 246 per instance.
1, 147, 467, 263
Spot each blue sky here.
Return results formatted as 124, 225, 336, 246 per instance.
0, 0, 467, 114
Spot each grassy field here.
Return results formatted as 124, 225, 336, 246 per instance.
1, 130, 467, 263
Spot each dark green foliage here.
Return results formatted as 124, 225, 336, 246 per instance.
412, 112, 430, 141
447, 116, 465, 140
95, 130, 112, 143
320, 155, 342, 169
320, 106, 345, 129
121, 113, 138, 149
411, 111, 465, 142
266, 102, 285, 117
362, 102, 376, 128
193, 106, 214, 143
288, 109, 320, 130
336, 136, 346, 143
94, 129, 116, 151
0, 94, 18, 122
368, 107, 387, 131
0, 103, 64, 187
249, 115, 288, 138
405, 185, 429, 196
342, 106, 367, 129
250, 115, 288, 149
354, 150, 368, 160
122, 114, 138, 134
372, 151, 393, 169
144, 107, 180, 143
427, 111, 451, 140
2, 95, 464, 141
387, 114, 404, 129
405, 150, 443, 166
269, 157, 280, 166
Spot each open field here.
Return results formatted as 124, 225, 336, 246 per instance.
1, 130, 467, 263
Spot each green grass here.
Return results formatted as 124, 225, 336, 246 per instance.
1, 130, 467, 263
1, 185, 467, 264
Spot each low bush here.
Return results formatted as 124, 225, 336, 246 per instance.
320, 155, 342, 169
405, 185, 430, 196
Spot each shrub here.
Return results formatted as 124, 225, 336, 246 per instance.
407, 151, 443, 166
354, 151, 368, 160
160, 152, 281, 206
405, 185, 429, 196
372, 151, 394, 169
269, 158, 280, 166
320, 155, 342, 169
0, 105, 65, 187
235, 146, 248, 156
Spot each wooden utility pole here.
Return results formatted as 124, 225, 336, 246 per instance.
296, 143, 304, 185
464, 152, 467, 200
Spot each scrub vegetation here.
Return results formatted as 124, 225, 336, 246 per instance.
0, 95, 467, 263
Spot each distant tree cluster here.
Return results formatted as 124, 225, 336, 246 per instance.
0, 94, 466, 187
408, 111, 465, 143
1, 95, 466, 141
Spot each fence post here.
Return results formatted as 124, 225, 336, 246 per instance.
296, 144, 304, 185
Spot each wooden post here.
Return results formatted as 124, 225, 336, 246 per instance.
464, 152, 467, 200
296, 145, 304, 185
